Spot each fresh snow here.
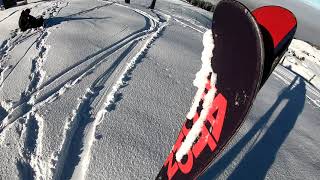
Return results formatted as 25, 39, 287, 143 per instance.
0, 0, 319, 179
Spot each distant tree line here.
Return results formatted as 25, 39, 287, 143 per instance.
186, 0, 215, 12
125, 0, 156, 9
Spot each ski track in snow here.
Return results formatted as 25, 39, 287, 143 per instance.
21, 1, 68, 178
0, 3, 154, 130
14, 28, 50, 178
0, 10, 20, 23
0, 29, 36, 75
46, 3, 171, 180
0, 3, 169, 179
173, 18, 205, 33
157, 8, 208, 33
78, 22, 169, 180
0, 2, 46, 69
0, 1, 69, 133
62, 4, 170, 179
0, 1, 170, 179
0, 2, 43, 24
0, 2, 178, 134
0, 1, 70, 179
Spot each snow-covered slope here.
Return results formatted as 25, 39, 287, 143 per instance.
282, 39, 320, 89
0, 0, 319, 179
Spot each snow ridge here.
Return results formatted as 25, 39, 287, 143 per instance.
0, 29, 40, 87
1, 29, 23, 84
0, 1, 70, 179
5, 8, 155, 113
0, 9, 19, 23
70, 5, 170, 180
158, 8, 209, 32
23, 30, 50, 180
0, 29, 49, 133
0, 1, 69, 134
29, 3, 171, 179
0, 1, 159, 137
18, 112, 46, 180
19, 2, 70, 179
173, 18, 205, 33
14, 28, 51, 179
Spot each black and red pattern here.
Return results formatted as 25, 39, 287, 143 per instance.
157, 75, 227, 180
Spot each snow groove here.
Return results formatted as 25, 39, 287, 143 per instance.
0, 29, 26, 63
0, 2, 159, 132
15, 29, 51, 179
40, 4, 170, 179
157, 8, 209, 32
66, 2, 114, 17
0, 28, 41, 74
16, 1, 70, 179
49, 41, 139, 180
0, 2, 170, 178
17, 2, 66, 179
0, 1, 69, 134
0, 2, 69, 179
72, 7, 170, 180
18, 112, 45, 180
24, 31, 50, 99
174, 18, 205, 33
0, 10, 19, 23
0, 66, 10, 88
0, 29, 36, 88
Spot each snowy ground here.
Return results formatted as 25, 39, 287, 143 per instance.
0, 0, 319, 179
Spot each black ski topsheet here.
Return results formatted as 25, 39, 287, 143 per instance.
156, 0, 264, 179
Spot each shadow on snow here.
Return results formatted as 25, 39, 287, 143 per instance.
201, 75, 306, 179
45, 16, 112, 28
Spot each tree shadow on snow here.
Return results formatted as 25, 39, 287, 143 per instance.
201, 76, 306, 179
45, 16, 112, 28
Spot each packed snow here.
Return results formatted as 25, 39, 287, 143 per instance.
0, 0, 319, 179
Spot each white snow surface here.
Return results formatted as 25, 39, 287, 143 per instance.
0, 0, 319, 179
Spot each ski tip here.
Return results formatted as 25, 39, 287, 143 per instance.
252, 6, 297, 55
212, 0, 258, 29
